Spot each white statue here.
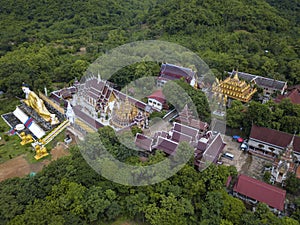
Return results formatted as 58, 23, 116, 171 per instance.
65, 101, 75, 124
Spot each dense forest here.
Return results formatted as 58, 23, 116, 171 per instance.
0, 0, 300, 224
0, 0, 299, 95
227, 98, 300, 135
0, 143, 299, 225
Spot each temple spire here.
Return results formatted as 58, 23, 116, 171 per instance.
97, 71, 101, 83
287, 133, 295, 149
233, 70, 239, 81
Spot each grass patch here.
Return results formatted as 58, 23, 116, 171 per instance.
0, 98, 32, 163
0, 119, 31, 163
0, 134, 31, 164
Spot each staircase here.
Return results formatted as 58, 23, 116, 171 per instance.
42, 120, 70, 145
75, 118, 96, 133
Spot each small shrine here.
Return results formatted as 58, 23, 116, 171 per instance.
271, 135, 296, 184
212, 71, 257, 103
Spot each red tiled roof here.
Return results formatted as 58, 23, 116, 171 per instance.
202, 133, 226, 163
135, 133, 153, 151
190, 119, 209, 131
275, 88, 300, 104
147, 90, 166, 104
226, 176, 232, 187
173, 122, 198, 140
250, 125, 300, 153
171, 130, 192, 143
233, 174, 286, 211
154, 137, 178, 155
176, 115, 190, 125
160, 63, 195, 82
296, 166, 300, 179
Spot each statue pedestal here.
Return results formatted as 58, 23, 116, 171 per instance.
34, 152, 49, 160
33, 143, 49, 160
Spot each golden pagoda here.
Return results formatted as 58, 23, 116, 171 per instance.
212, 71, 256, 102
110, 95, 138, 128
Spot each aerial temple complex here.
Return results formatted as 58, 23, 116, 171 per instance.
50, 75, 151, 132
212, 71, 257, 103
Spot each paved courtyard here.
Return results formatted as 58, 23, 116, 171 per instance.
221, 135, 271, 180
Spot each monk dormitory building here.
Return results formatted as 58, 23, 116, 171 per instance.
233, 174, 286, 214
135, 106, 226, 171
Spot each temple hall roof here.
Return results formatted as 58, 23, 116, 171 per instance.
250, 124, 300, 153
135, 133, 153, 151
233, 174, 286, 211
159, 63, 195, 81
275, 87, 300, 104
147, 90, 166, 104
228, 70, 287, 91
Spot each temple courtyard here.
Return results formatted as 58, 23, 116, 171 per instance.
221, 135, 270, 180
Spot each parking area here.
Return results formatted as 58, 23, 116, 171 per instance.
221, 135, 271, 180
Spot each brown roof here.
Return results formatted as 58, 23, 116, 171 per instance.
160, 63, 195, 82
275, 88, 300, 104
189, 119, 209, 131
171, 130, 192, 143
233, 174, 286, 211
250, 125, 300, 153
173, 122, 198, 140
147, 90, 166, 104
202, 133, 226, 163
296, 166, 300, 179
135, 133, 153, 151
154, 137, 178, 155
229, 70, 287, 91
73, 105, 104, 130
176, 115, 190, 125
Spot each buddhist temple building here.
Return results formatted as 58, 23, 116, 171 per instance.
157, 63, 198, 89
228, 70, 287, 96
275, 85, 300, 105
248, 124, 300, 163
110, 95, 139, 128
271, 135, 296, 184
176, 104, 209, 134
49, 75, 153, 132
213, 71, 257, 103
233, 174, 286, 213
147, 89, 167, 111
134, 120, 226, 170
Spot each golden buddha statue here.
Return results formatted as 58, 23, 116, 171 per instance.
20, 132, 33, 145
34, 142, 49, 160
22, 84, 59, 125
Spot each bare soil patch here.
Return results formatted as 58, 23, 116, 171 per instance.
0, 142, 70, 182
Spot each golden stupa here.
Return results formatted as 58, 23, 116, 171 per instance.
212, 71, 257, 102
110, 95, 138, 128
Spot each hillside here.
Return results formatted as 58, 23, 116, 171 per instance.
0, 1, 300, 224
0, 0, 299, 94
